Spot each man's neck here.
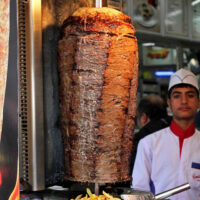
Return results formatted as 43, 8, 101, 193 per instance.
173, 118, 194, 130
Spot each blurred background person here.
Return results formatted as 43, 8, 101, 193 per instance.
130, 94, 171, 172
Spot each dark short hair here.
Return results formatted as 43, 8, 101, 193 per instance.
137, 95, 167, 121
168, 83, 199, 98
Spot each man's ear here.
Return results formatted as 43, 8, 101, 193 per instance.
167, 97, 170, 107
140, 113, 150, 126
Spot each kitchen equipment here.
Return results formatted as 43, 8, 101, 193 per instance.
119, 183, 190, 200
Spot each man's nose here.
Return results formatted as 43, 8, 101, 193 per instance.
181, 95, 187, 103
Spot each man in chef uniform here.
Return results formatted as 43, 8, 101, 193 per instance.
131, 68, 200, 200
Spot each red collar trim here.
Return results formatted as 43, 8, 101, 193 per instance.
170, 120, 195, 139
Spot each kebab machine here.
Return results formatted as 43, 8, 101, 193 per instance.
18, 1, 191, 199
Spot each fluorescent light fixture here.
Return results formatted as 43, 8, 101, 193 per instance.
192, 0, 200, 6
167, 10, 181, 17
155, 71, 174, 77
142, 43, 155, 47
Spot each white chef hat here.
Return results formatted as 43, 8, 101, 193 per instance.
168, 68, 199, 92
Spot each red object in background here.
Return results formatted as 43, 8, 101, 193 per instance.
148, 0, 153, 4
0, 171, 2, 186
147, 47, 169, 59
148, 0, 157, 7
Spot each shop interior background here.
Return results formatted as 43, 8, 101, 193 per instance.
4, 0, 200, 196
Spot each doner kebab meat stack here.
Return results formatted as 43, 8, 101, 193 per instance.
58, 7, 138, 183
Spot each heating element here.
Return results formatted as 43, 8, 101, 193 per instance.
17, 0, 45, 191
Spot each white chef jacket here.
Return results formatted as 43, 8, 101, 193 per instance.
131, 126, 200, 200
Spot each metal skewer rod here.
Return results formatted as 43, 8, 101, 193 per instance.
95, 182, 100, 195
95, 0, 102, 7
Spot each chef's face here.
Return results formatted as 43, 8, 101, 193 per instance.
167, 86, 200, 122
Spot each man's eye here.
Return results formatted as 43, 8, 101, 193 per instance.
173, 95, 180, 98
188, 94, 195, 98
